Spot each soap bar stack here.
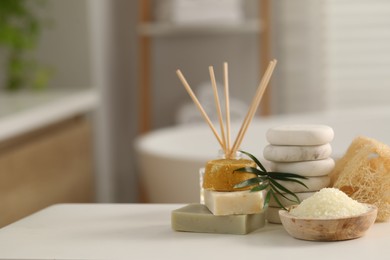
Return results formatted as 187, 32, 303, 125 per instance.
172, 203, 265, 235
172, 158, 266, 234
202, 158, 264, 215
263, 124, 335, 223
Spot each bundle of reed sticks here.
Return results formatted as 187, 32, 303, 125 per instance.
176, 59, 277, 159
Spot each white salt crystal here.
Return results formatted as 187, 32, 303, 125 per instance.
290, 188, 368, 219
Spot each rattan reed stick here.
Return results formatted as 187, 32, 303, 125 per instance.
176, 69, 224, 149
223, 62, 232, 157
209, 66, 227, 153
230, 59, 277, 156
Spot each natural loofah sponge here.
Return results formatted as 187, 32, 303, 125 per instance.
330, 136, 390, 222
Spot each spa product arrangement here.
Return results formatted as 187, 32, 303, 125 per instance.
263, 124, 335, 223
172, 60, 306, 234
171, 59, 387, 240
172, 60, 277, 234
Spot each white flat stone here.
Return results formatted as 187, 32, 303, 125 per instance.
269, 158, 335, 177
269, 191, 316, 207
266, 207, 282, 224
263, 143, 332, 162
276, 175, 330, 193
204, 189, 264, 216
266, 124, 334, 145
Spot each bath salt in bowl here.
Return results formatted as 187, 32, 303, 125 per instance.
279, 188, 378, 241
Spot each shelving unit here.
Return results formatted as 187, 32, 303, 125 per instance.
138, 20, 262, 36
138, 0, 271, 133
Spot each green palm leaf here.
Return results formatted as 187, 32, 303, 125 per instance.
239, 150, 267, 172
263, 189, 272, 209
269, 176, 309, 189
235, 167, 266, 176
269, 180, 300, 203
234, 150, 308, 209
273, 190, 300, 204
271, 190, 287, 210
270, 189, 288, 210
234, 176, 266, 189
268, 172, 307, 179
249, 181, 269, 192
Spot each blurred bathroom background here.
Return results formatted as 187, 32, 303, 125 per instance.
1, 0, 389, 226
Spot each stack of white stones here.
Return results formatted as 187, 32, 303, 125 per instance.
263, 124, 335, 223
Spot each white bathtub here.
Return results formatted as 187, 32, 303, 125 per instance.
135, 106, 390, 203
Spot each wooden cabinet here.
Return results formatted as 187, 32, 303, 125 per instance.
0, 116, 94, 227
0, 90, 98, 227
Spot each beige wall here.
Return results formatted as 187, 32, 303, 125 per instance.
32, 0, 267, 202
149, 1, 263, 128
87, 0, 139, 202
37, 0, 92, 89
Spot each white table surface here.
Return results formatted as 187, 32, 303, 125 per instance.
0, 204, 388, 260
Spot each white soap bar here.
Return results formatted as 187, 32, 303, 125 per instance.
266, 124, 334, 146
270, 158, 335, 177
204, 189, 264, 216
263, 143, 332, 162
269, 191, 316, 207
276, 175, 330, 193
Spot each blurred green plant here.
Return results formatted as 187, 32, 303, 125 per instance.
0, 0, 51, 91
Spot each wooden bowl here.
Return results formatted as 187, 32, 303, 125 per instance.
279, 204, 378, 241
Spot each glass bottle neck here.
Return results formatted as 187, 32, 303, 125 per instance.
217, 149, 243, 160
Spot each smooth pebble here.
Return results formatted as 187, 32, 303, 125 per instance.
270, 158, 335, 177
269, 191, 316, 208
277, 175, 331, 193
263, 143, 332, 162
266, 124, 334, 146
266, 207, 283, 224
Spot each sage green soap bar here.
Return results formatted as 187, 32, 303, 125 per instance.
171, 203, 265, 235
